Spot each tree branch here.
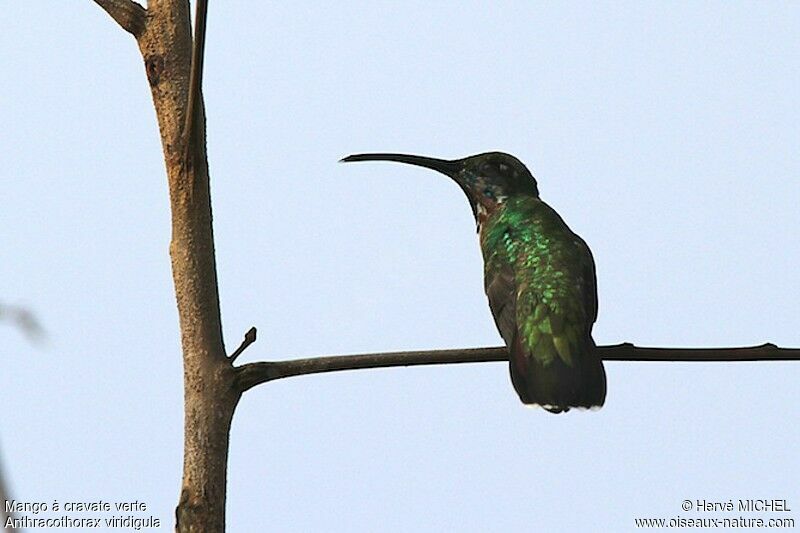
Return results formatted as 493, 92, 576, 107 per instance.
98, 0, 233, 530
228, 327, 257, 363
182, 0, 209, 168
596, 342, 798, 361
94, 0, 146, 37
235, 342, 800, 393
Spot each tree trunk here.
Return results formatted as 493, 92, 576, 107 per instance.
96, 1, 238, 530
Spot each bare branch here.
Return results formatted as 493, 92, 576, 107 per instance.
235, 347, 504, 392
94, 0, 146, 37
128, 2, 229, 530
182, 0, 209, 168
235, 342, 800, 393
597, 342, 798, 361
228, 327, 257, 363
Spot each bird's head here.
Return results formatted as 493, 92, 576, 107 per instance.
340, 151, 539, 224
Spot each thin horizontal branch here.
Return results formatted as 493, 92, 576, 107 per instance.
597, 342, 799, 361
94, 0, 146, 37
234, 342, 800, 392
236, 347, 504, 392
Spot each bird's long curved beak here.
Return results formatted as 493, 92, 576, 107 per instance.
340, 153, 461, 177
341, 152, 478, 223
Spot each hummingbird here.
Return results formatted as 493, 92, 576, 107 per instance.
341, 151, 606, 413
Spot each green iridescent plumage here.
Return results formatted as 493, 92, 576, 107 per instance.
480, 195, 605, 411
341, 151, 606, 412
481, 196, 590, 367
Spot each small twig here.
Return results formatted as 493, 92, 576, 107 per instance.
229, 327, 257, 363
182, 0, 209, 168
94, 0, 146, 37
234, 342, 800, 393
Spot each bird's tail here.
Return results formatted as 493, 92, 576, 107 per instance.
508, 334, 606, 413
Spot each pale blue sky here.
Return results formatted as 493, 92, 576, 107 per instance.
2, 2, 799, 532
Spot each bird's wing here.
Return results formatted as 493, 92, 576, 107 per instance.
574, 235, 598, 325
484, 256, 540, 404
484, 259, 518, 348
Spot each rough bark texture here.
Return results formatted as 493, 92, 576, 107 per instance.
98, 1, 238, 531
137, 3, 237, 532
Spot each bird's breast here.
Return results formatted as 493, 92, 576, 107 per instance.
475, 199, 507, 236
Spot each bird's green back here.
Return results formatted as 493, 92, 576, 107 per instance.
480, 196, 597, 368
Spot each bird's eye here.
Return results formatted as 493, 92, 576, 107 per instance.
483, 187, 494, 198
